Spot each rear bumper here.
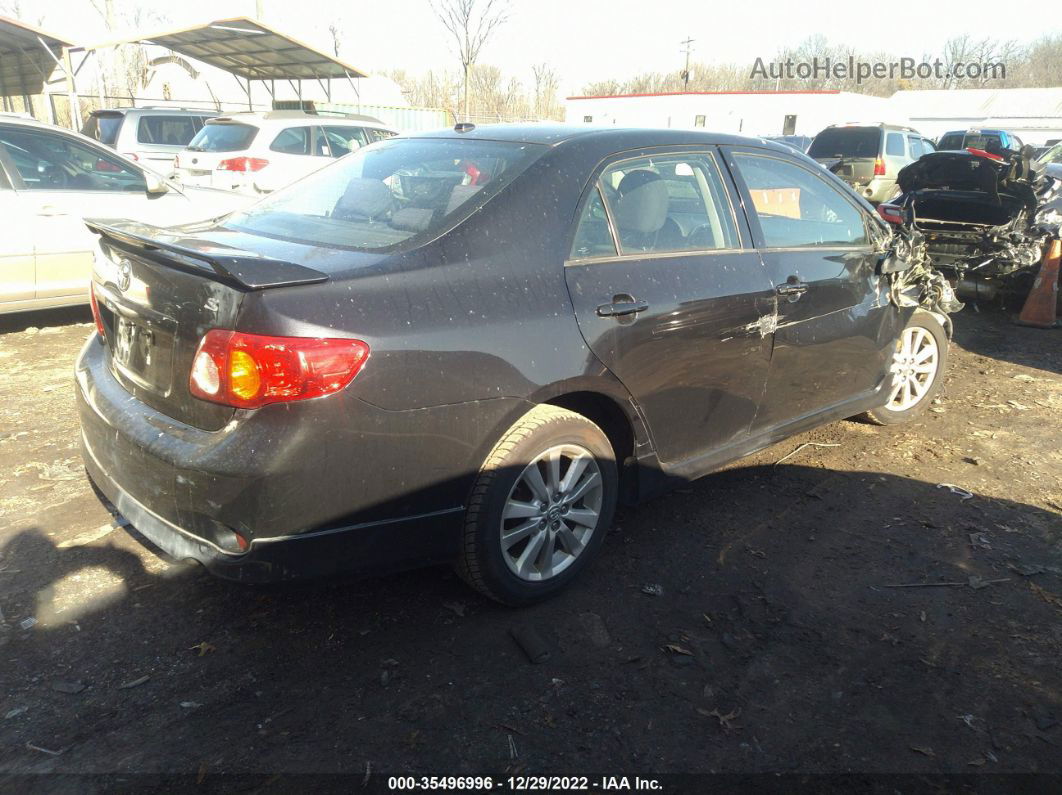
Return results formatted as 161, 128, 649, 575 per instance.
74, 334, 511, 582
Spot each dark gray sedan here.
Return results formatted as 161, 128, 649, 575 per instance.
77, 124, 954, 604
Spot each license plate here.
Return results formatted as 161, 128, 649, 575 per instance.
113, 317, 154, 370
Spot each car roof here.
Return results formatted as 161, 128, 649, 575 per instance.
206, 111, 392, 130
406, 122, 800, 153
90, 107, 211, 117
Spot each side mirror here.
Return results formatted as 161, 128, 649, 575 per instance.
144, 172, 169, 195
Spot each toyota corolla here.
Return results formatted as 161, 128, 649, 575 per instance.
76, 124, 959, 604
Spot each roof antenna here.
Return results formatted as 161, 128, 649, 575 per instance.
455, 122, 476, 133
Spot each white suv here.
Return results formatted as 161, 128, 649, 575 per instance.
172, 111, 397, 195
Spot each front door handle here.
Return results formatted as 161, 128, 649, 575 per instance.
37, 206, 68, 217
597, 297, 649, 317
776, 280, 808, 299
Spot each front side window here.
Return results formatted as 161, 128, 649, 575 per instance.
591, 153, 738, 256
270, 127, 311, 155
921, 138, 936, 154
137, 116, 200, 146
223, 137, 546, 251
907, 135, 923, 159
0, 127, 145, 192
731, 152, 868, 248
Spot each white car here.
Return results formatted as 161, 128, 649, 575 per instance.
172, 111, 398, 195
0, 115, 254, 315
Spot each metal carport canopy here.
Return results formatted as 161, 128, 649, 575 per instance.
90, 16, 369, 81
0, 15, 73, 98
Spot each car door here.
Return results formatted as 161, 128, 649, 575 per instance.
564, 148, 777, 465
721, 146, 897, 429
0, 124, 208, 301
0, 153, 36, 306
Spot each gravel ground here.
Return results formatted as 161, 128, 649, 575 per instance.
0, 305, 1059, 785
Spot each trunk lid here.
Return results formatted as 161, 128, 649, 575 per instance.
87, 219, 328, 431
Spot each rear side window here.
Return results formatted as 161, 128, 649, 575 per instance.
137, 116, 201, 146
187, 123, 257, 152
270, 127, 311, 155
885, 133, 905, 156
591, 152, 738, 256
807, 127, 880, 159
322, 125, 370, 158
223, 138, 546, 251
571, 188, 616, 259
82, 113, 123, 146
731, 152, 868, 248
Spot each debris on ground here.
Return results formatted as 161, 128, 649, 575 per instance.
697, 707, 742, 732
189, 642, 216, 657
442, 601, 466, 617
510, 626, 551, 664
641, 584, 664, 596
50, 681, 85, 695
774, 441, 841, 465
936, 483, 974, 500
118, 675, 150, 690
19, 617, 37, 630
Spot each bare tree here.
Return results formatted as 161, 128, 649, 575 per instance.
328, 21, 342, 58
431, 0, 510, 119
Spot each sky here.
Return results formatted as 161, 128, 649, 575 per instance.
11, 0, 1055, 94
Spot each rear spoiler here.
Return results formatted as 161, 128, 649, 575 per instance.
86, 220, 328, 291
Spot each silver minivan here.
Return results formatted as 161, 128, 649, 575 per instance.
81, 107, 217, 172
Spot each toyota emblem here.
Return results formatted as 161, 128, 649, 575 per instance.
117, 258, 132, 292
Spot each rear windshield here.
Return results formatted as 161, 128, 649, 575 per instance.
186, 122, 257, 152
223, 138, 546, 251
137, 115, 202, 146
808, 127, 881, 159
938, 132, 1004, 152
82, 113, 123, 146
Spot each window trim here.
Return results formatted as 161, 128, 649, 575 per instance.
721, 146, 875, 253
564, 146, 749, 266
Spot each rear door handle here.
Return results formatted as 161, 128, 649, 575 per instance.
37, 206, 68, 217
597, 298, 649, 317
775, 281, 808, 298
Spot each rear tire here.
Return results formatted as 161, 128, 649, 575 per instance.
456, 405, 618, 605
864, 310, 948, 426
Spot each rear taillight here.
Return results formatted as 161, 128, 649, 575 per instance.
876, 203, 904, 225
217, 157, 269, 173
189, 330, 369, 409
873, 157, 886, 176
89, 283, 106, 340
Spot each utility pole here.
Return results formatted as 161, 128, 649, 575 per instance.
680, 37, 695, 91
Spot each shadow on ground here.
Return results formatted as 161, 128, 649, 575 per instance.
2, 464, 1059, 778
950, 304, 1061, 375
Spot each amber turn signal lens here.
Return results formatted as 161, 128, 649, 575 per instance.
228, 349, 261, 400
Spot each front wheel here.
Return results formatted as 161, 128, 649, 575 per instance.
456, 405, 618, 605
864, 310, 948, 425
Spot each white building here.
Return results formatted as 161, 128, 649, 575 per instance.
887, 87, 1062, 143
565, 86, 1062, 145
565, 90, 891, 138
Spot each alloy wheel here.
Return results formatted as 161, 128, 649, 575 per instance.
500, 444, 603, 582
886, 326, 939, 411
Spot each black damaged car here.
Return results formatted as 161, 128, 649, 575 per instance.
77, 124, 957, 604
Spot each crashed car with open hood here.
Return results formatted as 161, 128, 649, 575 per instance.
877, 146, 1062, 304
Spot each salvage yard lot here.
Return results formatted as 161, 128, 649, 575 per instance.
0, 307, 1060, 778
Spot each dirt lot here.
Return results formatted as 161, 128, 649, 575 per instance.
0, 305, 1059, 785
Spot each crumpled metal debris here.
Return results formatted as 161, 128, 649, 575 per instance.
882, 226, 964, 316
